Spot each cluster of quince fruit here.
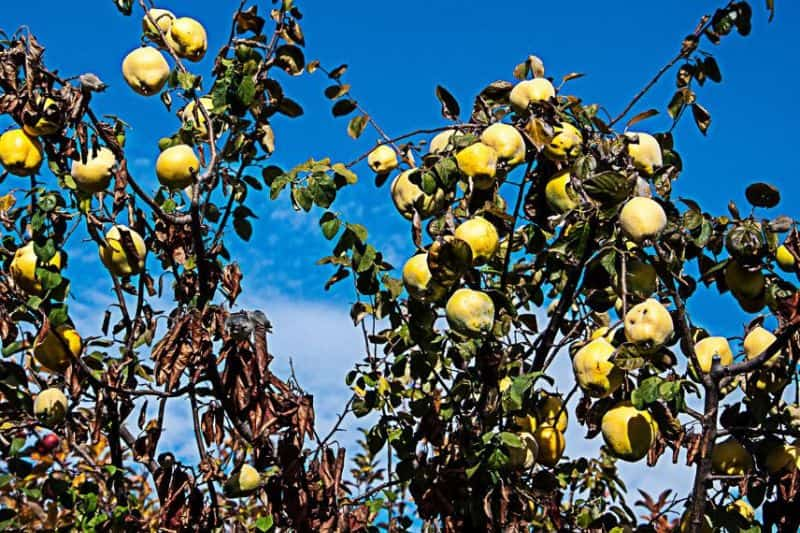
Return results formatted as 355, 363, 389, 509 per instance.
122, 7, 206, 191
501, 391, 568, 470
364, 72, 678, 469
569, 298, 672, 462
0, 5, 215, 439
123, 8, 207, 97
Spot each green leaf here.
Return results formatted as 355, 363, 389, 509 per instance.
324, 266, 349, 291
291, 186, 313, 211
346, 223, 368, 242
9, 438, 24, 457
236, 76, 256, 107
319, 212, 340, 240
233, 218, 253, 241
702, 56, 722, 83
691, 103, 711, 135
33, 240, 56, 262
324, 84, 350, 99
465, 461, 482, 479
113, 0, 133, 15
269, 174, 291, 199
435, 85, 460, 121
275, 44, 305, 76
667, 89, 687, 119
309, 175, 336, 208
37, 194, 57, 213
277, 98, 304, 118
745, 182, 780, 208
625, 109, 658, 129
177, 71, 200, 92
433, 156, 459, 187
255, 515, 274, 532
328, 64, 348, 79
332, 99, 357, 117
356, 245, 377, 273
347, 114, 368, 139
499, 432, 523, 450
631, 376, 663, 409
48, 305, 69, 327
658, 380, 682, 401
583, 171, 631, 204
36, 268, 62, 291
332, 163, 357, 185
486, 448, 509, 470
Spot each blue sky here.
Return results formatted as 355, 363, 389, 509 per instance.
3, 0, 800, 510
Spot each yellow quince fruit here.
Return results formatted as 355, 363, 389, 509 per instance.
390, 169, 446, 220
33, 388, 68, 426
545, 171, 578, 213
402, 253, 447, 302
445, 288, 495, 337
624, 298, 673, 346
694, 336, 733, 373
71, 147, 116, 193
572, 338, 623, 398
168, 17, 208, 62
456, 142, 498, 189
454, 216, 499, 265
711, 439, 753, 476
34, 325, 81, 373
533, 426, 565, 467
367, 145, 398, 173
122, 47, 170, 96
156, 144, 200, 190
626, 132, 662, 175
10, 241, 62, 295
509, 78, 555, 111
480, 123, 526, 166
99, 225, 147, 277
601, 402, 658, 462
618, 197, 667, 243
0, 129, 43, 176
544, 121, 582, 160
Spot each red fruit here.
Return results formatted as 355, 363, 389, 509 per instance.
38, 433, 60, 453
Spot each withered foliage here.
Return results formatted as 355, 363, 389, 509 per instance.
0, 2, 371, 531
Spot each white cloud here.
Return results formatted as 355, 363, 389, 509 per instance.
66, 266, 696, 509
239, 291, 364, 449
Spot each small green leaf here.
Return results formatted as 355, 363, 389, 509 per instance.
291, 186, 313, 211
269, 174, 291, 199
324, 84, 350, 100
277, 98, 304, 118
347, 114, 368, 139
275, 45, 305, 76
346, 223, 368, 242
9, 438, 24, 457
583, 171, 632, 204
255, 515, 274, 532
332, 99, 357, 117
499, 432, 523, 450
319, 212, 340, 240
435, 85, 460, 121
236, 76, 256, 106
356, 245, 377, 273
48, 305, 69, 327
328, 64, 348, 80
691, 103, 711, 135
233, 218, 253, 241
332, 163, 357, 184
745, 182, 780, 208
631, 376, 663, 409
177, 71, 200, 92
